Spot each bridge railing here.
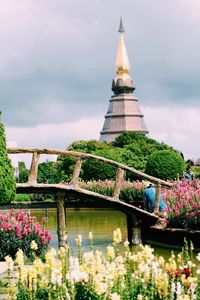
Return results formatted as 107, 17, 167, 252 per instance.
7, 147, 172, 214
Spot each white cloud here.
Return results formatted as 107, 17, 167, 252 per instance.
6, 105, 200, 167
142, 105, 200, 159
6, 116, 102, 167
0, 0, 200, 166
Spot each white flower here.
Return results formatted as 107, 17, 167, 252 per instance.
123, 240, 129, 248
5, 256, 14, 271
111, 292, 120, 300
70, 269, 88, 283
196, 269, 200, 275
176, 282, 183, 296
196, 253, 200, 261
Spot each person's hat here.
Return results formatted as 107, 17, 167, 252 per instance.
142, 180, 154, 188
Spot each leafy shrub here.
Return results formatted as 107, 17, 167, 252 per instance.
81, 149, 121, 181
145, 150, 185, 180
192, 166, 200, 179
0, 121, 16, 204
14, 194, 31, 202
0, 209, 51, 261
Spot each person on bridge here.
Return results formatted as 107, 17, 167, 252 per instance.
183, 166, 194, 180
143, 181, 168, 228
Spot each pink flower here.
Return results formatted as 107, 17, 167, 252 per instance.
16, 223, 21, 238
22, 225, 31, 236
1, 221, 8, 230
42, 217, 47, 224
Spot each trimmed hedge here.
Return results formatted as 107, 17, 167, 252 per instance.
145, 150, 185, 180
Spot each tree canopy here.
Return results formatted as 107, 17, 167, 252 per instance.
56, 132, 179, 182
0, 121, 16, 204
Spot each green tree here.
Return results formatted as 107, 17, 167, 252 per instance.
18, 161, 29, 183
56, 155, 76, 182
81, 148, 121, 181
56, 140, 113, 182
145, 150, 185, 180
38, 161, 60, 183
57, 133, 181, 182
0, 118, 16, 204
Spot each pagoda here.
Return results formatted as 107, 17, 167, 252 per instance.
99, 18, 148, 142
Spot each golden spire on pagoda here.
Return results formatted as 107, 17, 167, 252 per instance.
115, 17, 130, 80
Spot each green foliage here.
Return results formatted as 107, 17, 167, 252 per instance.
14, 194, 31, 202
191, 166, 200, 179
56, 155, 76, 182
38, 160, 60, 183
145, 150, 185, 180
55, 133, 180, 182
81, 149, 121, 181
18, 161, 29, 183
0, 122, 16, 204
68, 139, 112, 153
75, 284, 99, 300
113, 132, 146, 148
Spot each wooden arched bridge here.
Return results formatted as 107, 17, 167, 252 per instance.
8, 147, 172, 247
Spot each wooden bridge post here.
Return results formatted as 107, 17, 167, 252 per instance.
126, 214, 142, 245
56, 192, 67, 248
154, 183, 161, 214
113, 167, 124, 199
28, 152, 40, 184
70, 157, 82, 187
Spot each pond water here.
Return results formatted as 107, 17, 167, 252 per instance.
31, 208, 181, 259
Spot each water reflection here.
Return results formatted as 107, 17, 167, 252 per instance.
32, 208, 180, 259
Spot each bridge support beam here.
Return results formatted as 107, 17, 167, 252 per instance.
56, 192, 67, 248
126, 214, 142, 245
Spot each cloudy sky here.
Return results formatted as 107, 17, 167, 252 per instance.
1, 0, 200, 164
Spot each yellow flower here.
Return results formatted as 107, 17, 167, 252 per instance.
33, 257, 44, 274
30, 240, 38, 250
89, 231, 93, 241
7, 283, 17, 300
113, 228, 122, 245
75, 234, 82, 246
15, 249, 24, 267
165, 259, 177, 275
107, 246, 115, 260
156, 273, 168, 297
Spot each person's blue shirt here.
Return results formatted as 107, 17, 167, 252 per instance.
143, 186, 167, 213
184, 172, 193, 180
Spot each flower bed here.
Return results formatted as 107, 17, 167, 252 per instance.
163, 180, 200, 230
80, 179, 200, 230
79, 180, 144, 202
5, 229, 200, 299
0, 209, 52, 261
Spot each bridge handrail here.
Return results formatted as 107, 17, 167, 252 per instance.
8, 147, 172, 214
8, 147, 172, 187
